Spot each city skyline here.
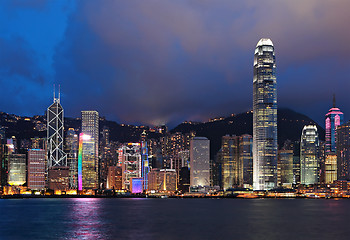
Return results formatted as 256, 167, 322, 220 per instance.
2, 2, 350, 240
0, 1, 350, 128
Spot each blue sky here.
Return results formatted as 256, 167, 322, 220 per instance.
1, 0, 350, 127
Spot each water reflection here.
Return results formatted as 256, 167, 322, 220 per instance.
64, 198, 106, 240
2, 198, 348, 240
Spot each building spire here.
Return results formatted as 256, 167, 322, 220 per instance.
53, 84, 55, 100
58, 84, 61, 102
333, 94, 336, 108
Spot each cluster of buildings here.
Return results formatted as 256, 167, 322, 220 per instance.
0, 93, 211, 195
250, 38, 350, 193
1, 38, 350, 197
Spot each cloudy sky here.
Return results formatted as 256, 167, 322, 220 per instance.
1, 0, 350, 127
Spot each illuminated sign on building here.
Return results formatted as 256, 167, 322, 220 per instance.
131, 177, 143, 194
77, 133, 84, 191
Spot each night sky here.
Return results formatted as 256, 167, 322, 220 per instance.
1, 0, 349, 128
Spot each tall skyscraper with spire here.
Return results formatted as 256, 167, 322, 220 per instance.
325, 94, 343, 154
253, 38, 277, 190
47, 88, 67, 168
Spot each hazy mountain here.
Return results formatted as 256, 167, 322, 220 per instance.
171, 108, 325, 158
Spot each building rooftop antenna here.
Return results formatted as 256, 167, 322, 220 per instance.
58, 84, 61, 103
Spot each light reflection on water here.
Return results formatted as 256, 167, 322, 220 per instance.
64, 198, 106, 240
1, 198, 350, 240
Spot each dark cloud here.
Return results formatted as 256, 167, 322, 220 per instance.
2, 0, 350, 127
0, 36, 50, 115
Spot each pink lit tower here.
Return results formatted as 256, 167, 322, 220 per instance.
325, 94, 343, 154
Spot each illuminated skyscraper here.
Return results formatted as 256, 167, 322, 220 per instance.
81, 111, 99, 188
48, 166, 69, 191
8, 154, 26, 186
81, 111, 99, 149
0, 143, 6, 187
325, 95, 343, 154
47, 92, 67, 168
160, 132, 195, 171
190, 137, 210, 187
221, 135, 252, 189
99, 127, 117, 188
148, 168, 177, 192
30, 137, 46, 150
28, 149, 45, 190
221, 135, 240, 190
141, 132, 149, 191
337, 122, 350, 180
325, 153, 337, 183
300, 125, 319, 185
78, 133, 97, 189
65, 129, 78, 189
292, 141, 301, 185
240, 134, 253, 187
119, 143, 142, 191
277, 150, 293, 188
253, 38, 277, 190
106, 166, 122, 190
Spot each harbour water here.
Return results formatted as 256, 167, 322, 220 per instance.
0, 198, 349, 240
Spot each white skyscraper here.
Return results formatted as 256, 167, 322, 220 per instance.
253, 38, 277, 190
190, 137, 210, 187
300, 125, 319, 185
47, 93, 67, 168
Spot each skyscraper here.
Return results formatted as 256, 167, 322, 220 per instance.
253, 38, 277, 190
65, 128, 78, 189
141, 132, 149, 191
300, 125, 319, 185
190, 137, 210, 188
325, 95, 343, 154
325, 153, 337, 184
148, 168, 177, 192
119, 143, 142, 191
8, 154, 26, 186
292, 141, 301, 185
78, 133, 98, 190
48, 166, 69, 191
240, 134, 253, 187
81, 111, 99, 150
47, 93, 67, 168
221, 134, 252, 189
277, 150, 293, 188
337, 122, 350, 180
106, 166, 122, 190
81, 111, 99, 188
28, 149, 46, 190
221, 135, 240, 190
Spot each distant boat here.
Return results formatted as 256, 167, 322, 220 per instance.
306, 194, 320, 199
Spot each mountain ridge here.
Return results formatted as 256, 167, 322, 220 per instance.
0, 108, 325, 159
171, 108, 325, 158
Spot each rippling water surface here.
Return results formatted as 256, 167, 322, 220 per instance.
0, 198, 349, 239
